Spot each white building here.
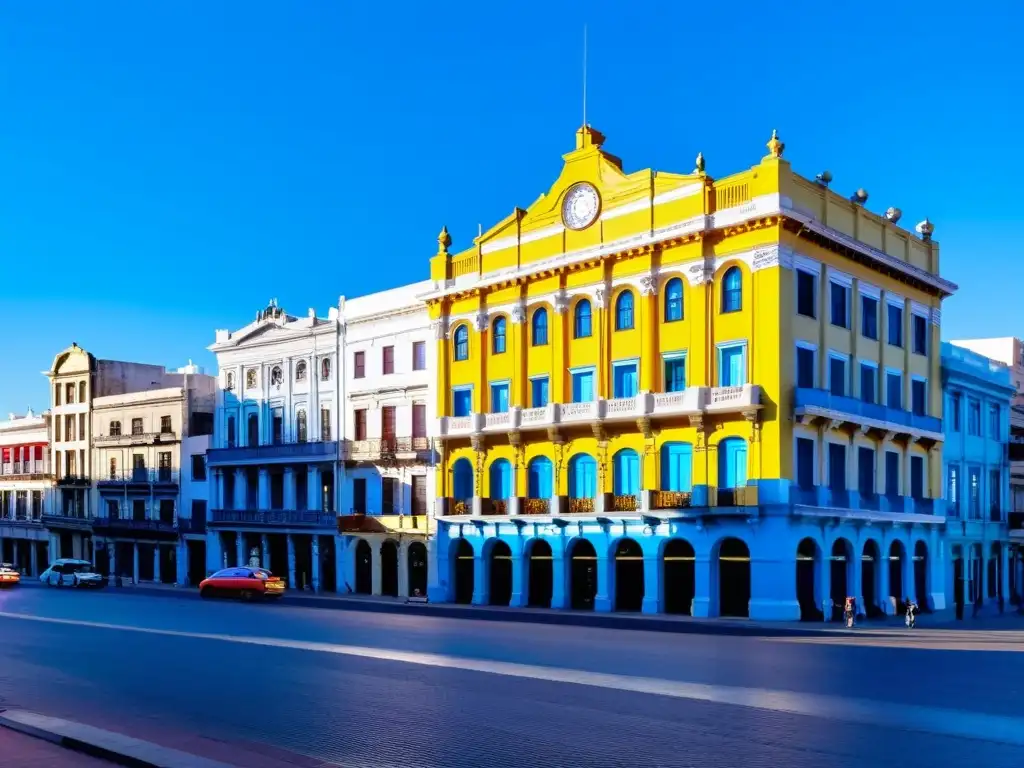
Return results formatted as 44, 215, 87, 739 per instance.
0, 409, 51, 575
336, 281, 435, 598
206, 300, 342, 590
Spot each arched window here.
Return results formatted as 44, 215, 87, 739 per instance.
271, 366, 282, 386
320, 357, 331, 381
615, 291, 634, 331
568, 453, 597, 498
296, 409, 308, 443
452, 458, 474, 501
295, 361, 307, 381
109, 421, 122, 437
573, 299, 592, 339
664, 278, 684, 322
612, 449, 640, 495
527, 457, 553, 499
492, 316, 507, 354
246, 369, 257, 389
453, 325, 469, 361
722, 267, 742, 313
489, 459, 512, 500
532, 308, 548, 346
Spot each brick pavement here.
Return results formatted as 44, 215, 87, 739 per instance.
0, 728, 112, 766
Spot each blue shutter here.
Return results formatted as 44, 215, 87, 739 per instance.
453, 389, 472, 417
911, 456, 924, 499
660, 443, 693, 491
489, 460, 511, 500
453, 459, 474, 500
570, 455, 597, 498
718, 439, 747, 489
665, 278, 683, 322
573, 371, 594, 402
613, 450, 639, 495
528, 458, 552, 499
721, 347, 744, 386
531, 378, 549, 407
885, 452, 899, 496
858, 447, 874, 495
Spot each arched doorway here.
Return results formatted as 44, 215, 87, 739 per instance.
489, 540, 512, 606
452, 458, 474, 508
381, 540, 398, 597
527, 540, 553, 608
718, 538, 750, 618
889, 540, 906, 613
569, 539, 597, 610
452, 539, 474, 604
831, 538, 853, 620
568, 454, 597, 510
489, 459, 512, 512
355, 539, 372, 594
614, 538, 644, 611
527, 457, 553, 508
862, 540, 881, 618
914, 541, 928, 612
407, 542, 428, 598
797, 538, 822, 621
663, 539, 695, 615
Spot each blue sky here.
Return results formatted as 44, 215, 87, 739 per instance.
0, 1, 1021, 416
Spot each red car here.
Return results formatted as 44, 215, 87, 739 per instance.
199, 567, 285, 601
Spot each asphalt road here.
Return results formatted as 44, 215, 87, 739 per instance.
1, 586, 1023, 768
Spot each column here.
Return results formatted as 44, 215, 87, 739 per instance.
641, 553, 661, 614
307, 466, 321, 511
284, 467, 296, 510
508, 539, 525, 608
261, 534, 270, 570
153, 546, 161, 584
132, 543, 140, 584
748, 553, 801, 621
233, 468, 247, 510
427, 535, 446, 603
30, 542, 38, 578
593, 551, 611, 612
820, 548, 833, 621
176, 541, 188, 586
258, 469, 270, 509
471, 554, 488, 605
311, 536, 321, 592
851, 538, 864, 618
214, 469, 224, 509
335, 534, 346, 593
878, 540, 891, 615
1001, 543, 1011, 605
109, 541, 117, 582
236, 532, 245, 567
371, 540, 383, 596
639, 279, 659, 392
691, 555, 712, 617
397, 541, 410, 599
287, 534, 297, 589
12, 541, 20, 573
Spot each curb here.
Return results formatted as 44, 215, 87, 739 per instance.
0, 708, 238, 768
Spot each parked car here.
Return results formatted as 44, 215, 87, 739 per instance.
199, 567, 285, 601
39, 559, 106, 589
0, 562, 20, 587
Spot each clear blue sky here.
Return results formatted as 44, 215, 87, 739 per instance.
1, 1, 1021, 416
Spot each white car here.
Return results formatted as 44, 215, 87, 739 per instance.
40, 559, 106, 589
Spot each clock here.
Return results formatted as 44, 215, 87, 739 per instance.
561, 182, 601, 230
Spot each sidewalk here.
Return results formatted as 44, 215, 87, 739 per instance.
0, 726, 112, 766
21, 579, 1024, 636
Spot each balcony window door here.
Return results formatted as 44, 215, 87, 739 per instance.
857, 447, 875, 497
885, 451, 899, 497
159, 499, 174, 525
321, 408, 331, 441
531, 377, 549, 408
829, 355, 847, 397
718, 344, 745, 387
382, 406, 397, 451
354, 409, 367, 441
131, 418, 143, 436
353, 478, 367, 514
412, 475, 426, 516
108, 457, 117, 480
796, 437, 814, 489
296, 410, 308, 443
158, 452, 172, 482
452, 388, 472, 417
412, 404, 427, 439
664, 355, 686, 393
528, 457, 553, 499
382, 345, 395, 374
796, 346, 815, 389
612, 362, 638, 399
660, 442, 693, 492
490, 382, 510, 414
568, 454, 597, 499
860, 363, 877, 404
827, 443, 845, 491
911, 379, 927, 416
227, 416, 236, 448
947, 465, 960, 516
132, 454, 146, 482
886, 372, 902, 409
612, 449, 640, 496
160, 415, 172, 434
132, 499, 145, 521
912, 456, 926, 501
272, 408, 284, 444
382, 477, 396, 515
718, 438, 747, 492
571, 370, 594, 403
247, 413, 259, 447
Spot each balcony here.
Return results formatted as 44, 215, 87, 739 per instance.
650, 490, 692, 510
0, 462, 51, 481
41, 513, 92, 530
345, 437, 432, 463
92, 516, 178, 539
97, 469, 180, 488
209, 509, 337, 528
0, 513, 44, 527
793, 388, 942, 441
337, 513, 433, 535
436, 386, 759, 439
55, 475, 91, 486
93, 431, 178, 446
176, 516, 207, 534
206, 440, 339, 467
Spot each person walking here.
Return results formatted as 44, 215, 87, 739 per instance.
905, 597, 917, 629
844, 597, 856, 628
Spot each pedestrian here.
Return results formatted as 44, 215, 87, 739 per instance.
844, 596, 856, 628
905, 597, 917, 629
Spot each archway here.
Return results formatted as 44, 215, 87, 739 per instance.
355, 539, 372, 594
407, 541, 428, 598
663, 539, 695, 615
797, 538, 822, 621
527, 539, 553, 608
381, 540, 398, 597
718, 538, 750, 618
830, 538, 853, 620
889, 540, 906, 613
613, 538, 643, 612
569, 538, 597, 610
861, 540, 881, 618
488, 540, 512, 606
914, 540, 928, 612
452, 458, 474, 505
452, 539, 474, 604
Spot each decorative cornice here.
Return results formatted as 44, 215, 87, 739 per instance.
510, 303, 527, 324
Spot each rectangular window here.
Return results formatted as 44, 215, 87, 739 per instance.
969, 466, 980, 515
990, 469, 1001, 519
828, 355, 847, 397
951, 393, 961, 432
320, 407, 331, 441
885, 451, 899, 496
272, 408, 283, 444
131, 418, 143, 436
827, 442, 846, 490
452, 388, 472, 417
858, 446, 875, 496
412, 341, 426, 371
664, 356, 686, 393
54, 384, 61, 406
65, 417, 74, 442
354, 409, 367, 441
412, 403, 426, 438
108, 457, 117, 480
382, 346, 395, 375
796, 346, 815, 389
571, 370, 595, 403
718, 344, 746, 387
381, 477, 396, 514
968, 399, 981, 435
191, 454, 206, 481
989, 404, 1000, 437
911, 379, 927, 416
353, 351, 365, 379
411, 475, 426, 516
887, 304, 903, 347
861, 296, 878, 340
947, 465, 959, 516
531, 377, 549, 408
912, 314, 928, 355
381, 406, 396, 445
353, 478, 367, 514
158, 452, 172, 481
796, 437, 814, 489
911, 456, 925, 500
830, 282, 849, 328
54, 415, 61, 443
490, 382, 510, 414
79, 414, 85, 441
65, 383, 75, 404
859, 363, 876, 404
160, 415, 172, 434
612, 362, 638, 398
796, 270, 816, 318
886, 371, 902, 409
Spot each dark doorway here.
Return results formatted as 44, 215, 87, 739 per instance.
889, 541, 905, 614
319, 536, 336, 592
954, 553, 964, 619
862, 540, 881, 618
159, 545, 176, 584
527, 540, 553, 608
269, 535, 288, 581
293, 535, 312, 590
718, 538, 750, 618
60, 533, 73, 560
138, 544, 155, 582
663, 539, 695, 615
453, 539, 474, 604
570, 539, 597, 610
187, 539, 207, 586
37, 541, 50, 576
914, 541, 928, 611
381, 540, 399, 597
797, 538, 821, 621
831, 539, 851, 621
407, 541, 428, 598
489, 540, 512, 606
614, 538, 644, 612
94, 545, 110, 578
355, 539, 372, 594
115, 542, 134, 580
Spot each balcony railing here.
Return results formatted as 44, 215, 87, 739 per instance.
485, 499, 508, 515
93, 431, 178, 446
41, 513, 92, 529
568, 497, 595, 514
523, 498, 550, 515
55, 475, 91, 485
97, 469, 180, 485
206, 440, 339, 466
209, 509, 337, 527
610, 494, 640, 512
0, 462, 50, 479
92, 517, 177, 534
345, 437, 432, 461
793, 388, 942, 436
651, 490, 692, 510
176, 516, 207, 534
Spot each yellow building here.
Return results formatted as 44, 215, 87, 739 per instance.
422, 126, 955, 621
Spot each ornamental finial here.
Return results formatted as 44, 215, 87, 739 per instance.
437, 225, 452, 255
694, 152, 705, 175
915, 218, 934, 241
766, 129, 785, 159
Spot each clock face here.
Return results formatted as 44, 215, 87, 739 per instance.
561, 183, 601, 230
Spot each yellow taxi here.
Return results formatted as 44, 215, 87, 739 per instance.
0, 562, 21, 587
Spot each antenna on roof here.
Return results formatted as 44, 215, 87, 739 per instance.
582, 24, 588, 128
